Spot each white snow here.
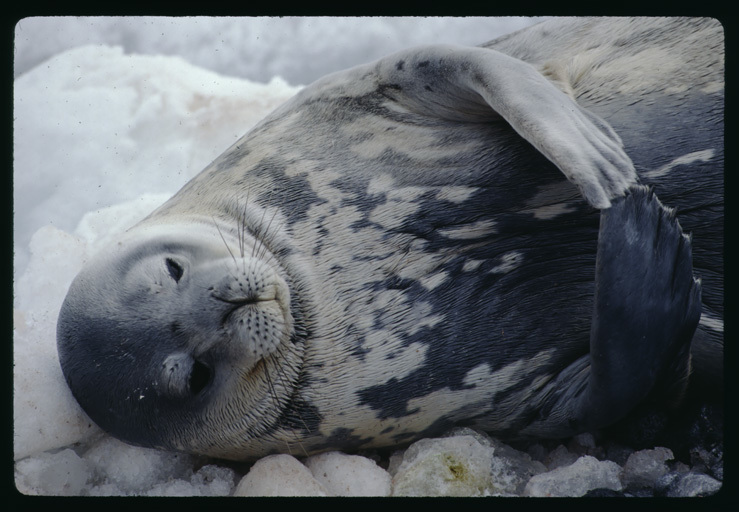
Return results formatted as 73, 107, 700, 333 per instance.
14, 16, 547, 85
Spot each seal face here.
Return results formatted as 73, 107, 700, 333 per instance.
58, 219, 305, 456
57, 17, 723, 461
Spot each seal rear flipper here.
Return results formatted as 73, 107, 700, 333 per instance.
520, 186, 701, 437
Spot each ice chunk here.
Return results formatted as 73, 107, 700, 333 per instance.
621, 447, 673, 489
234, 454, 328, 497
655, 471, 722, 497
15, 449, 91, 496
523, 455, 623, 497
83, 437, 196, 495
391, 435, 495, 497
304, 451, 391, 497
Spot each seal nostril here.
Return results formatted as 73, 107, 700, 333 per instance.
166, 258, 184, 282
189, 360, 211, 395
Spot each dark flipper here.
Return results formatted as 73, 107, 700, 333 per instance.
521, 186, 702, 437
584, 185, 702, 428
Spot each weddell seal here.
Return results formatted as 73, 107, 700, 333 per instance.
57, 17, 723, 461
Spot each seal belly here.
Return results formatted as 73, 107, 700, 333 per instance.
348, 189, 598, 437
284, 133, 602, 444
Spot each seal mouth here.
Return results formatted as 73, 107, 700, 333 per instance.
212, 290, 281, 328
217, 297, 260, 330
212, 293, 278, 307
204, 264, 294, 368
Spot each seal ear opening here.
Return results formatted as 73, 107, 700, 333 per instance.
189, 359, 212, 395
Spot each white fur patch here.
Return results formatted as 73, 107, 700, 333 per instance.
435, 186, 478, 203
284, 158, 320, 178
419, 272, 449, 291
521, 180, 580, 220
489, 251, 523, 274
527, 203, 576, 221
701, 81, 724, 95
345, 114, 479, 162
395, 251, 446, 281
307, 169, 355, 202
369, 200, 421, 230
386, 186, 428, 202
406, 301, 445, 335
364, 336, 428, 382
597, 47, 685, 96
462, 259, 484, 272
642, 149, 716, 179
438, 219, 497, 240
699, 311, 724, 333
367, 174, 396, 196
463, 349, 554, 394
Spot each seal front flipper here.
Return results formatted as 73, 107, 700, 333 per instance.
584, 185, 702, 428
521, 186, 701, 437
373, 44, 637, 208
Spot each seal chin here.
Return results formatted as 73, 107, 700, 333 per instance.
56, 220, 300, 453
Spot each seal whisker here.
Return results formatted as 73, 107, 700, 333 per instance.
262, 345, 310, 458
212, 215, 238, 267
240, 190, 251, 260
258, 207, 282, 263
255, 202, 289, 267
252, 188, 275, 260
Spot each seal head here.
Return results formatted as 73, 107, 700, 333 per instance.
57, 219, 302, 455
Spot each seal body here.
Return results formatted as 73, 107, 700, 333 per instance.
57, 17, 723, 461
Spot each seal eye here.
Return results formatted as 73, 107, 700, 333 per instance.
165, 258, 184, 283
189, 359, 212, 395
